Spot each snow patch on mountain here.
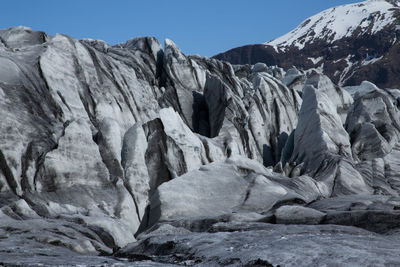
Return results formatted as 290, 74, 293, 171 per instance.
340, 55, 355, 85
267, 0, 399, 50
308, 56, 323, 64
361, 55, 383, 65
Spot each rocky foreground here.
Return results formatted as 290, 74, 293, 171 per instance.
1, 26, 400, 266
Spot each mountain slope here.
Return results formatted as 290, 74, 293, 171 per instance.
268, 0, 398, 50
214, 0, 400, 88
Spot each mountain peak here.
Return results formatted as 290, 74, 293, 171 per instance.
370, 0, 400, 5
267, 0, 399, 51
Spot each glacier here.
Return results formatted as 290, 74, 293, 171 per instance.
1, 25, 400, 266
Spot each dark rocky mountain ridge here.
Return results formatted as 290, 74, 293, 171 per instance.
215, 0, 400, 89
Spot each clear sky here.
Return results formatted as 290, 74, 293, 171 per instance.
1, 0, 361, 57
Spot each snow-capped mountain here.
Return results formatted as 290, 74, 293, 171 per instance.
214, 0, 400, 88
268, 0, 398, 50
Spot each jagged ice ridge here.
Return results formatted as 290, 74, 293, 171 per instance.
1, 25, 400, 266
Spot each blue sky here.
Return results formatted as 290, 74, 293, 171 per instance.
1, 0, 361, 57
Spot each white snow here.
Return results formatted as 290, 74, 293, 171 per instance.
339, 55, 354, 85
362, 55, 383, 65
308, 56, 324, 64
267, 0, 398, 50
